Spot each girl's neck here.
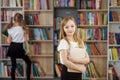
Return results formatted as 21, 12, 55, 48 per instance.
14, 22, 21, 26
66, 36, 74, 42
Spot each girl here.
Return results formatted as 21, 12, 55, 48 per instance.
57, 16, 90, 80
3, 13, 31, 80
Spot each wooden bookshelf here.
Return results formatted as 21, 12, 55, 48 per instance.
0, 0, 54, 79
108, 0, 120, 79
53, 0, 108, 80
0, 0, 25, 78
24, 0, 54, 79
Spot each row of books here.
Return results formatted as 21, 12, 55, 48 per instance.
29, 28, 50, 40
54, 17, 62, 31
24, 0, 49, 10
108, 62, 120, 80
54, 0, 75, 7
78, 28, 107, 40
109, 0, 120, 7
86, 43, 103, 56
0, 46, 8, 59
76, 0, 103, 9
83, 61, 100, 78
109, 47, 120, 60
0, 0, 23, 7
55, 61, 100, 78
109, 11, 120, 22
0, 62, 24, 77
29, 43, 41, 55
1, 35, 8, 44
78, 12, 108, 25
109, 32, 120, 45
25, 13, 53, 25
1, 10, 23, 22
32, 61, 45, 77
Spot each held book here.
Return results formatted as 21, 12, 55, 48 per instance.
67, 48, 86, 73
2, 30, 8, 37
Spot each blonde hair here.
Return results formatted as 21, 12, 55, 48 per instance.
59, 16, 84, 48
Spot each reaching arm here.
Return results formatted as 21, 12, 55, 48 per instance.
7, 35, 12, 44
60, 49, 86, 73
3, 18, 13, 32
24, 29, 30, 53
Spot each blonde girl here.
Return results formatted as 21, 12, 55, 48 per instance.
57, 16, 90, 80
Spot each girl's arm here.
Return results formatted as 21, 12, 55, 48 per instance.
68, 50, 90, 64
24, 29, 30, 53
7, 35, 12, 44
60, 49, 86, 73
3, 18, 13, 32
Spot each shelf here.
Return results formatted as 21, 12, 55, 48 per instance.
1, 44, 10, 46
1, 22, 9, 24
1, 7, 23, 9
78, 25, 107, 28
54, 7, 76, 9
27, 25, 53, 27
29, 40, 53, 43
32, 75, 53, 79
84, 40, 107, 43
109, 44, 120, 47
77, 9, 108, 12
89, 55, 107, 58
30, 55, 53, 58
109, 60, 120, 62
109, 6, 120, 9
24, 10, 53, 12
82, 77, 106, 80
109, 22, 120, 24
0, 59, 23, 61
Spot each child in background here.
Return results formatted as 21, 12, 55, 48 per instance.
57, 16, 90, 80
3, 13, 31, 80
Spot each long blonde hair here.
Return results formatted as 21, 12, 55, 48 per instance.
59, 16, 84, 48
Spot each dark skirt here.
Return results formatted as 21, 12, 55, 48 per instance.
7, 42, 25, 57
61, 65, 82, 80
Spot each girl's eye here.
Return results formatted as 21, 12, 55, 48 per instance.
71, 25, 74, 27
65, 26, 68, 29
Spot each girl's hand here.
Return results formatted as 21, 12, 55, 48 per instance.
80, 65, 86, 73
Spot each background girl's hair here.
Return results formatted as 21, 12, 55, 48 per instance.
3, 13, 25, 32
59, 16, 84, 48
14, 13, 23, 22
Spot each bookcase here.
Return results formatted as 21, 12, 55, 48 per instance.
108, 0, 120, 80
54, 0, 108, 80
0, 0, 54, 79
24, 0, 54, 79
0, 0, 25, 78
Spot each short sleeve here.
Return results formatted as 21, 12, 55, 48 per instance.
7, 29, 11, 35
57, 39, 69, 51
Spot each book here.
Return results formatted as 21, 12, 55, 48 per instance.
2, 30, 8, 37
67, 48, 86, 73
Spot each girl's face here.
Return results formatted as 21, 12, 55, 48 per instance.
63, 20, 76, 37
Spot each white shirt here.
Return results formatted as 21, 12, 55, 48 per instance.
57, 39, 79, 64
8, 26, 25, 43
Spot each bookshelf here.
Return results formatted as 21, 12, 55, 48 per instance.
24, 0, 54, 79
0, 0, 54, 79
108, 0, 120, 80
54, 0, 108, 80
0, 0, 25, 78
78, 0, 108, 79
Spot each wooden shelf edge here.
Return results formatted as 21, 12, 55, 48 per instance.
89, 55, 107, 58
77, 9, 108, 12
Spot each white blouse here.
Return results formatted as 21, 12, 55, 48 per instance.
8, 26, 24, 43
57, 39, 79, 64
